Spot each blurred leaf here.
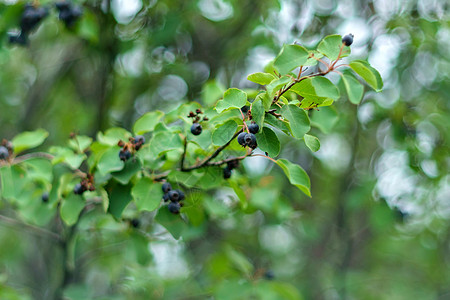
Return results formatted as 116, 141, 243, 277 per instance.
132, 177, 162, 212
133, 111, 164, 135
281, 104, 310, 138
247, 72, 276, 85
155, 207, 187, 239
97, 128, 132, 146
317, 34, 350, 61
310, 106, 339, 134
148, 131, 183, 157
12, 129, 48, 153
60, 194, 85, 226
226, 246, 254, 276
273, 44, 309, 75
68, 135, 92, 153
341, 72, 364, 104
107, 183, 132, 219
256, 127, 280, 157
276, 159, 311, 197
130, 232, 152, 266
304, 134, 320, 152
216, 88, 247, 113
50, 146, 86, 169
97, 146, 124, 175
111, 158, 142, 185
350, 60, 383, 92
202, 80, 226, 105
212, 120, 238, 146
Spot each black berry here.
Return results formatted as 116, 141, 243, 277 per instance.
223, 167, 232, 179
41, 192, 49, 203
0, 146, 9, 160
168, 190, 180, 202
241, 105, 250, 114
168, 201, 181, 214
342, 34, 354, 46
191, 123, 202, 135
162, 193, 170, 202
73, 183, 85, 195
8, 32, 28, 45
162, 182, 172, 193
227, 159, 239, 170
55, 1, 83, 28
237, 132, 247, 146
178, 190, 185, 201
20, 4, 49, 33
248, 123, 259, 134
130, 218, 140, 228
264, 270, 275, 280
119, 149, 131, 161
134, 135, 145, 144
244, 133, 257, 149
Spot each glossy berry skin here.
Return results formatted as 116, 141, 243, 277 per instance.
41, 192, 49, 203
73, 183, 85, 195
119, 149, 131, 161
244, 133, 257, 149
168, 201, 181, 214
168, 190, 180, 202
190, 123, 202, 135
223, 167, 232, 179
0, 146, 9, 160
342, 34, 354, 46
237, 132, 247, 146
162, 182, 172, 193
248, 123, 259, 134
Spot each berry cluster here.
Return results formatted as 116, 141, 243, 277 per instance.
117, 135, 145, 162
55, 1, 82, 28
162, 182, 185, 214
188, 109, 208, 136
9, 1, 82, 46
237, 122, 259, 149
41, 192, 49, 203
0, 139, 13, 161
73, 174, 95, 195
342, 33, 354, 46
223, 158, 239, 179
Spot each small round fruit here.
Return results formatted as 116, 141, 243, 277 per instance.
227, 159, 239, 170
119, 149, 131, 161
244, 133, 257, 149
130, 218, 140, 228
162, 182, 172, 193
237, 132, 247, 146
248, 123, 259, 134
223, 167, 232, 179
0, 146, 9, 160
241, 105, 250, 114
342, 34, 354, 46
178, 190, 185, 201
134, 135, 145, 144
264, 270, 275, 280
41, 192, 49, 203
168, 201, 181, 214
168, 190, 180, 202
163, 193, 170, 202
73, 183, 85, 195
190, 123, 202, 135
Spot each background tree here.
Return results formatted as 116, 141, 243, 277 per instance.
0, 0, 449, 299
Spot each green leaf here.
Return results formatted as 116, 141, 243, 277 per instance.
276, 159, 311, 197
11, 129, 48, 153
107, 183, 132, 219
215, 88, 247, 113
247, 72, 276, 85
130, 233, 152, 266
68, 135, 93, 153
133, 111, 164, 135
97, 127, 132, 146
201, 80, 225, 105
250, 98, 265, 128
226, 246, 254, 276
155, 207, 187, 239
291, 77, 340, 104
132, 177, 162, 212
310, 106, 339, 134
255, 92, 272, 112
266, 76, 291, 98
60, 194, 85, 226
280, 104, 310, 138
148, 131, 183, 157
111, 158, 142, 184
212, 120, 238, 146
304, 50, 324, 66
256, 127, 280, 157
97, 146, 124, 175
50, 146, 86, 169
273, 44, 309, 75
341, 72, 364, 104
0, 165, 25, 200
349, 60, 383, 92
317, 34, 351, 61
304, 134, 320, 152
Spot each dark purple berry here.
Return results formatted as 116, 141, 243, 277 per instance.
248, 123, 259, 134
168, 201, 181, 214
237, 132, 247, 146
342, 34, 354, 46
55, 2, 82, 28
130, 218, 140, 228
227, 159, 239, 170
0, 146, 9, 160
223, 167, 232, 179
20, 5, 48, 33
264, 270, 275, 280
190, 123, 202, 135
168, 190, 180, 202
163, 193, 170, 202
119, 149, 131, 161
241, 105, 250, 114
41, 192, 49, 203
244, 133, 257, 149
178, 190, 185, 201
134, 135, 145, 144
162, 182, 172, 193
73, 183, 85, 195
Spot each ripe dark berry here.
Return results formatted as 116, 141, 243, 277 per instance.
134, 135, 145, 144
163, 193, 170, 202
55, 1, 82, 28
168, 201, 181, 214
264, 270, 275, 280
119, 149, 131, 161
8, 32, 28, 45
130, 218, 140, 228
73, 183, 85, 195
342, 34, 354, 46
244, 133, 257, 149
20, 5, 49, 33
223, 167, 232, 179
248, 123, 259, 134
41, 192, 49, 203
0, 146, 9, 160
237, 132, 247, 146
241, 105, 250, 114
178, 190, 185, 201
168, 190, 180, 202
162, 182, 172, 193
190, 123, 202, 135
227, 159, 239, 170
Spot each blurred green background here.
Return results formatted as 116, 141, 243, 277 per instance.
0, 0, 449, 299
